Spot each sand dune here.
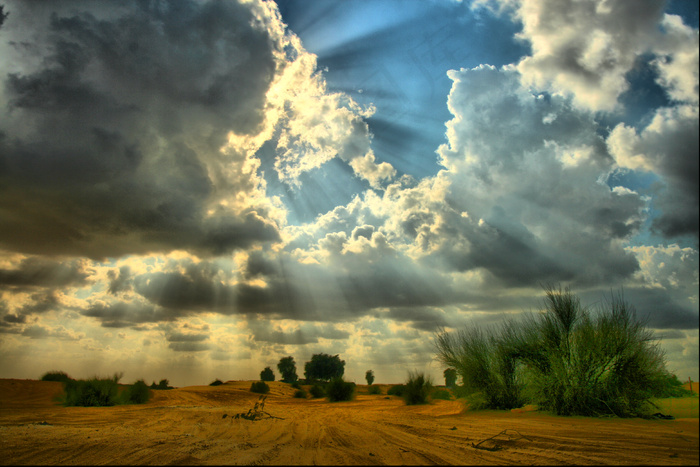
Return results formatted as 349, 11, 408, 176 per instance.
0, 379, 697, 465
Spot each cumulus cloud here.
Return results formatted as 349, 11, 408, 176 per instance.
608, 104, 699, 239
479, 0, 697, 113
0, 0, 286, 258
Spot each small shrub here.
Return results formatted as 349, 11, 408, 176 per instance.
41, 371, 72, 383
123, 379, 151, 404
209, 379, 224, 386
291, 381, 301, 389
309, 384, 325, 398
326, 377, 355, 402
294, 389, 307, 399
387, 384, 406, 397
63, 374, 122, 407
250, 381, 270, 394
368, 385, 382, 395
403, 372, 432, 405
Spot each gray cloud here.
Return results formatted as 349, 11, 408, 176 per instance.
82, 300, 179, 328
0, 257, 92, 290
0, 0, 284, 258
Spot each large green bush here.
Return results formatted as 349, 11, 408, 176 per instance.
403, 372, 432, 405
250, 381, 270, 394
326, 377, 355, 402
309, 384, 325, 398
63, 374, 122, 407
436, 286, 674, 417
123, 379, 151, 404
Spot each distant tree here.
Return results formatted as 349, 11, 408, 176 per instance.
277, 356, 298, 383
41, 371, 73, 383
260, 367, 275, 382
304, 353, 345, 382
443, 368, 457, 388
365, 369, 375, 386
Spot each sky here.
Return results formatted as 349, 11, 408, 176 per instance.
0, 0, 698, 387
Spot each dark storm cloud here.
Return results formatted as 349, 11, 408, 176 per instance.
620, 287, 699, 330
0, 0, 283, 258
81, 301, 178, 328
168, 342, 210, 352
384, 306, 449, 331
249, 321, 350, 345
107, 266, 132, 295
0, 257, 92, 289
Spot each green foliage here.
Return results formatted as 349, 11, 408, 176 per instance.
293, 389, 307, 399
209, 379, 224, 386
431, 388, 452, 400
309, 384, 325, 398
260, 367, 275, 382
403, 372, 433, 405
277, 356, 298, 383
291, 381, 301, 389
443, 368, 457, 388
435, 285, 674, 417
326, 377, 355, 402
304, 353, 345, 382
387, 384, 406, 397
250, 381, 270, 394
365, 369, 375, 386
650, 373, 696, 398
150, 379, 173, 390
63, 373, 122, 407
123, 379, 151, 404
41, 371, 73, 383
368, 384, 382, 395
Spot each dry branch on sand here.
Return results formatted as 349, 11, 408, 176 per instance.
470, 429, 532, 451
228, 395, 284, 421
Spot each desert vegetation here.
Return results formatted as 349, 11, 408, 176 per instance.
305, 353, 345, 382
250, 381, 270, 394
277, 356, 298, 383
149, 379, 173, 390
435, 285, 682, 417
325, 377, 355, 402
57, 372, 151, 407
402, 371, 433, 405
260, 367, 275, 382
209, 379, 224, 386
40, 371, 73, 383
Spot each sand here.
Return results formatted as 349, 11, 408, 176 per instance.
0, 379, 697, 465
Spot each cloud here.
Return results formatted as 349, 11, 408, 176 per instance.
0, 256, 93, 290
608, 104, 699, 239
0, 0, 286, 258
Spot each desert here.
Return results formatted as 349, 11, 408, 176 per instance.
0, 378, 697, 465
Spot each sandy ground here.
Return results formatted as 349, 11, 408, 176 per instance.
0, 379, 697, 465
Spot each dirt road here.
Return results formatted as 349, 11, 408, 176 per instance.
0, 379, 697, 465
